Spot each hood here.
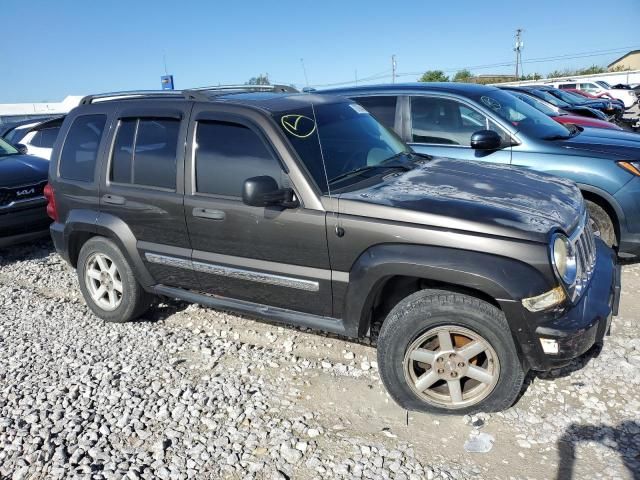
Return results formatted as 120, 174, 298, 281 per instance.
553, 127, 640, 160
338, 158, 583, 242
0, 154, 49, 187
555, 115, 622, 131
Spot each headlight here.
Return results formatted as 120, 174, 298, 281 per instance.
551, 233, 577, 285
618, 161, 640, 176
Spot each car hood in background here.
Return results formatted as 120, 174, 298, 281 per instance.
0, 154, 49, 187
338, 157, 583, 242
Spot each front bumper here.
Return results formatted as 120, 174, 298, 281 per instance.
502, 239, 620, 371
0, 200, 51, 248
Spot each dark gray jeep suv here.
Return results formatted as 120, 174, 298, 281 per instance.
46, 86, 620, 414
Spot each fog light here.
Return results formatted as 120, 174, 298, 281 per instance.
540, 338, 559, 354
522, 286, 566, 312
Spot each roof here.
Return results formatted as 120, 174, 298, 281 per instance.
607, 49, 640, 68
77, 86, 350, 115
321, 82, 500, 96
214, 92, 348, 113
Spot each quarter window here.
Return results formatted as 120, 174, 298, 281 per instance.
353, 96, 398, 130
410, 97, 509, 146
60, 114, 107, 182
195, 121, 283, 197
110, 118, 179, 190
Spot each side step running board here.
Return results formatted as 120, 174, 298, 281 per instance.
153, 284, 347, 336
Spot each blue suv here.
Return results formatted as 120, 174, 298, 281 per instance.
321, 83, 640, 256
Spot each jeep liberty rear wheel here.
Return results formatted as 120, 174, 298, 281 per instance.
586, 200, 616, 248
377, 290, 525, 414
77, 237, 153, 322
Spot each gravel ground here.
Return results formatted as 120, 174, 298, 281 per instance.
0, 239, 638, 480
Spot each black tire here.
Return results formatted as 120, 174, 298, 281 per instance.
377, 289, 526, 415
77, 236, 153, 322
586, 200, 616, 248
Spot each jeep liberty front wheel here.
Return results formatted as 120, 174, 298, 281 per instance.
377, 290, 526, 414
77, 237, 153, 322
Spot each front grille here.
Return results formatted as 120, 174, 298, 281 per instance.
0, 181, 47, 208
570, 216, 597, 301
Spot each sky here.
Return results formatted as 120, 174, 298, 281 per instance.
2, 0, 639, 103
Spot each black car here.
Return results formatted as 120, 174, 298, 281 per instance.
501, 86, 611, 120
0, 137, 50, 247
541, 86, 624, 120
46, 87, 619, 414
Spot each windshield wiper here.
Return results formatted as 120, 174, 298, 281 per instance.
329, 162, 411, 185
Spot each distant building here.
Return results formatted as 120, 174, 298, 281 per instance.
608, 50, 640, 71
0, 96, 82, 125
472, 74, 517, 84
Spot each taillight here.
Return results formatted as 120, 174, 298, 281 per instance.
43, 183, 59, 221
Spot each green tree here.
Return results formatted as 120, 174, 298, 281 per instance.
246, 74, 270, 85
418, 70, 449, 82
453, 69, 473, 83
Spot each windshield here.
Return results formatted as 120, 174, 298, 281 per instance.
275, 101, 408, 193
549, 89, 585, 105
529, 89, 570, 108
471, 90, 571, 140
0, 137, 19, 156
597, 81, 611, 89
509, 91, 558, 116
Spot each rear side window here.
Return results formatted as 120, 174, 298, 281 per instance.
354, 96, 398, 130
195, 121, 282, 197
60, 114, 107, 182
110, 118, 179, 190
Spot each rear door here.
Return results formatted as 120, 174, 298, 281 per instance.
183, 106, 333, 316
98, 102, 197, 289
406, 94, 513, 164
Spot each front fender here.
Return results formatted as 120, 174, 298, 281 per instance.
342, 244, 552, 337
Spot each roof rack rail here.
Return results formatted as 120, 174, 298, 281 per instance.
185, 84, 298, 93
79, 90, 186, 105
79, 84, 300, 105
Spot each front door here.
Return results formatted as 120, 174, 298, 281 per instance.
407, 95, 513, 165
183, 109, 332, 316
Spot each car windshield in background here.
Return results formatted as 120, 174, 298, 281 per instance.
472, 90, 571, 140
275, 101, 408, 193
550, 89, 587, 105
530, 89, 571, 108
0, 138, 19, 156
509, 91, 558, 116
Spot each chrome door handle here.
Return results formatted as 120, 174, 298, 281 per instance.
193, 208, 226, 220
102, 194, 126, 205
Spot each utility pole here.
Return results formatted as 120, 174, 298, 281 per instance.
392, 55, 397, 83
514, 29, 524, 80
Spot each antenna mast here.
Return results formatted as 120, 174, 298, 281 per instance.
392, 54, 397, 83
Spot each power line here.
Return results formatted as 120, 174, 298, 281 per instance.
293, 44, 640, 89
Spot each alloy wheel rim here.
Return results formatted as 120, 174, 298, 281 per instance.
85, 253, 123, 312
403, 326, 500, 409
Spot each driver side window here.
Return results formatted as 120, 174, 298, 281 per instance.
410, 97, 509, 146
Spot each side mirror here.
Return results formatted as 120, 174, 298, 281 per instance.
242, 176, 298, 208
470, 130, 502, 150
15, 143, 28, 155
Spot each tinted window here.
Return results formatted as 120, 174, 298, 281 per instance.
195, 121, 282, 197
111, 119, 136, 184
31, 127, 60, 148
354, 96, 397, 130
110, 118, 179, 190
60, 115, 106, 182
